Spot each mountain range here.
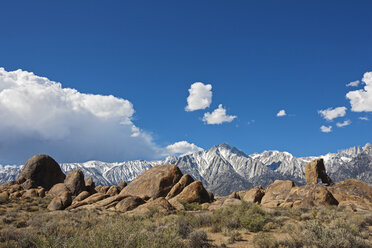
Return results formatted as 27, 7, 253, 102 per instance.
1, 143, 371, 195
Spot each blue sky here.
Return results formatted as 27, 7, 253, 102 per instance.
0, 1, 371, 164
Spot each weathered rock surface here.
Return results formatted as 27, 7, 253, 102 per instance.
17, 155, 65, 190
240, 186, 265, 203
64, 169, 85, 196
261, 180, 296, 208
73, 191, 90, 203
68, 193, 107, 209
23, 189, 39, 198
305, 158, 333, 185
48, 183, 70, 196
48, 192, 72, 211
282, 184, 338, 208
127, 197, 174, 215
168, 181, 211, 210
118, 180, 127, 190
115, 196, 145, 212
329, 179, 372, 211
84, 177, 96, 194
120, 164, 182, 199
106, 186, 120, 196
166, 174, 194, 199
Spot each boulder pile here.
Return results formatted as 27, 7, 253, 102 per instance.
214, 158, 372, 211
0, 155, 371, 213
0, 154, 213, 214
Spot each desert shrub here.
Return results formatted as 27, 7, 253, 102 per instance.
212, 201, 269, 232
179, 201, 202, 211
178, 216, 194, 238
188, 230, 208, 248
227, 231, 242, 244
253, 232, 277, 248
287, 219, 371, 248
262, 221, 279, 232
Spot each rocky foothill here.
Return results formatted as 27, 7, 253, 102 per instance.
0, 155, 371, 214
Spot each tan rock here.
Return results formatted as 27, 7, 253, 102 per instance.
64, 169, 86, 196
0, 191, 9, 203
37, 188, 46, 198
106, 186, 120, 196
305, 158, 333, 185
166, 174, 194, 199
241, 186, 265, 203
261, 180, 296, 208
127, 197, 174, 215
84, 177, 96, 194
23, 189, 39, 198
283, 184, 338, 208
48, 192, 72, 211
169, 181, 211, 204
68, 193, 107, 209
118, 180, 127, 190
115, 196, 145, 212
48, 183, 70, 196
228, 191, 240, 199
99, 185, 110, 194
21, 179, 36, 190
329, 179, 372, 211
120, 164, 182, 199
17, 154, 65, 190
73, 191, 90, 203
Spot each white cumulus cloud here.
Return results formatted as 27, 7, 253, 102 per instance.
0, 67, 161, 164
320, 125, 332, 133
346, 71, 372, 112
346, 80, 360, 87
185, 82, 212, 111
318, 107, 347, 121
276, 109, 286, 117
336, 120, 351, 127
359, 116, 369, 121
202, 104, 237, 125
165, 141, 203, 156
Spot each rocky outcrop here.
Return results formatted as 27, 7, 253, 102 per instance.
329, 179, 372, 211
84, 177, 96, 194
64, 170, 85, 196
168, 181, 211, 210
120, 164, 182, 199
305, 158, 333, 185
240, 186, 265, 203
106, 186, 120, 196
127, 197, 174, 216
115, 196, 145, 212
166, 174, 194, 199
48, 183, 70, 196
17, 155, 65, 190
118, 180, 127, 190
48, 192, 72, 211
261, 180, 296, 208
282, 184, 338, 208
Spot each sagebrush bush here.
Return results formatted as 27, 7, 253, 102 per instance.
253, 232, 277, 248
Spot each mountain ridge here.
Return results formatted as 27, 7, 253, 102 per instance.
1, 143, 371, 195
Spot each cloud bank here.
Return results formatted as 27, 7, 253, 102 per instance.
318, 107, 347, 121
346, 71, 372, 112
185, 82, 212, 111
0, 67, 163, 164
165, 141, 203, 156
276, 109, 286, 117
202, 104, 237, 124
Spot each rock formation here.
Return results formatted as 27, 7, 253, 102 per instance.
305, 158, 334, 185
16, 154, 66, 190
119, 164, 183, 199
64, 169, 86, 196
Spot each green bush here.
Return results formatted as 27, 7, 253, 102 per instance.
253, 232, 277, 248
